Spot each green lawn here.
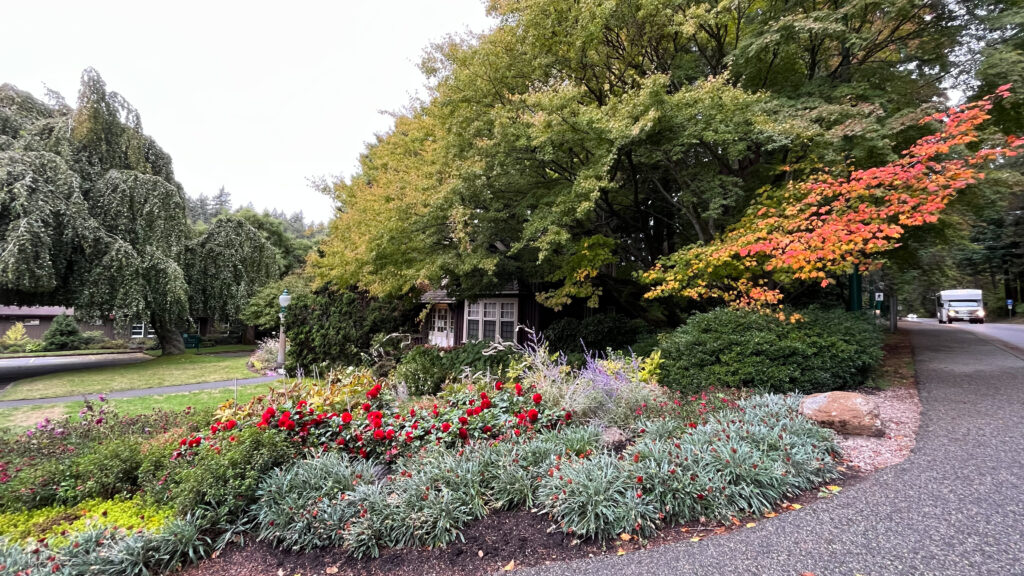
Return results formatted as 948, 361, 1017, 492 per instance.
0, 354, 257, 401
0, 383, 274, 432
0, 349, 135, 359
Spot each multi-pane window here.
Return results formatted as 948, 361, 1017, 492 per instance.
131, 323, 147, 338
430, 307, 450, 333
465, 299, 516, 343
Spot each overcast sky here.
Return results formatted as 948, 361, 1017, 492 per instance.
2, 1, 494, 222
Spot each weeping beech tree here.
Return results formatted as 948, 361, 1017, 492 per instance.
185, 215, 279, 325
0, 70, 276, 354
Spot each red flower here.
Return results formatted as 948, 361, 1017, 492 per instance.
696, 494, 705, 500
359, 448, 368, 459
373, 429, 385, 441
513, 428, 521, 436
210, 424, 218, 434
473, 406, 483, 415
228, 435, 236, 442
458, 427, 469, 440
366, 384, 382, 399
532, 393, 542, 404
385, 428, 396, 440
441, 422, 452, 433
564, 411, 572, 421
409, 408, 416, 417
225, 420, 237, 430
458, 416, 469, 425
495, 381, 503, 391
361, 403, 371, 412
636, 475, 643, 484
481, 398, 492, 409
514, 382, 523, 396
687, 422, 698, 429
527, 409, 539, 422
341, 412, 353, 424
483, 425, 492, 433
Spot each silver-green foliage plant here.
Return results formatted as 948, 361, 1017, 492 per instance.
0, 515, 211, 576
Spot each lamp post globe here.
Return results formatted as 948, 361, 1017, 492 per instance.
277, 289, 291, 369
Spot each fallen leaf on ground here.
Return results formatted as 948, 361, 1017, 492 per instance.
746, 522, 756, 528
477, 550, 484, 558
826, 485, 842, 492
616, 547, 626, 556
730, 517, 741, 526
690, 536, 702, 542
325, 568, 339, 575
764, 512, 778, 518
619, 533, 631, 541
503, 560, 515, 571
791, 503, 803, 510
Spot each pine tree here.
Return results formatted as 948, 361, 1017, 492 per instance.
211, 186, 232, 216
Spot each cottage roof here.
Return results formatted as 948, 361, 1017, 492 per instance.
419, 281, 522, 304
0, 305, 74, 317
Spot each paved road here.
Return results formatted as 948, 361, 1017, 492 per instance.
520, 322, 1024, 576
0, 374, 281, 409
905, 318, 1024, 358
0, 353, 153, 386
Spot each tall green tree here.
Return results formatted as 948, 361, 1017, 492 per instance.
0, 70, 278, 353
315, 0, 964, 317
185, 215, 278, 324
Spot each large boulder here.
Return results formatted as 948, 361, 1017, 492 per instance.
799, 391, 885, 437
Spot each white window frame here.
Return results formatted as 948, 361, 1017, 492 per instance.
131, 323, 149, 339
463, 298, 517, 343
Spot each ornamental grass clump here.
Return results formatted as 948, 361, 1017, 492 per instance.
249, 453, 376, 552
536, 394, 840, 540
0, 515, 211, 576
535, 453, 660, 541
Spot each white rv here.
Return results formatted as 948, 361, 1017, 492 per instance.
935, 289, 986, 324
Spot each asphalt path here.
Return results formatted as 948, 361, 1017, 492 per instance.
0, 353, 153, 387
906, 318, 1024, 359
519, 321, 1024, 576
0, 374, 280, 409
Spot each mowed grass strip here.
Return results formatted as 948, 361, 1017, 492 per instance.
0, 383, 274, 432
0, 354, 256, 401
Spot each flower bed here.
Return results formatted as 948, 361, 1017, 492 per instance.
0, 345, 842, 576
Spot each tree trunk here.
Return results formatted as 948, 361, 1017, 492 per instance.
152, 318, 186, 355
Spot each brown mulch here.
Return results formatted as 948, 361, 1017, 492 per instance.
182, 336, 921, 576
180, 489, 848, 576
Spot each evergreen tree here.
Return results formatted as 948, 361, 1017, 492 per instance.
211, 186, 232, 216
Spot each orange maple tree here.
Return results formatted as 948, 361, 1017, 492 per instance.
644, 86, 1024, 308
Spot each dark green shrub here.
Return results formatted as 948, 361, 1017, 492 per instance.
391, 341, 518, 396
70, 438, 143, 500
543, 313, 651, 356
164, 427, 294, 516
391, 345, 448, 396
41, 314, 88, 351
284, 285, 418, 372
659, 308, 883, 395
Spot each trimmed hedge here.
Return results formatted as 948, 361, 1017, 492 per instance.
659, 308, 883, 395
